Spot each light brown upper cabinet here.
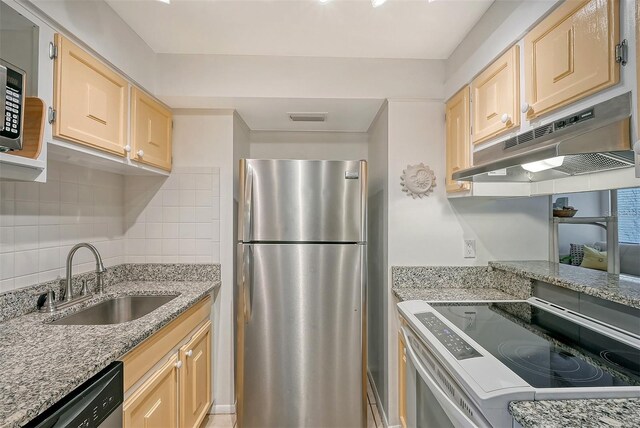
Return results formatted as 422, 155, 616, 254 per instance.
179, 321, 212, 428
53, 34, 128, 156
471, 45, 520, 145
524, 0, 620, 119
445, 87, 471, 193
131, 87, 173, 171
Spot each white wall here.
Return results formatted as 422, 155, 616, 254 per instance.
249, 131, 368, 160
0, 161, 125, 292
376, 100, 549, 427
156, 54, 445, 101
27, 0, 157, 91
171, 110, 236, 412
366, 102, 389, 420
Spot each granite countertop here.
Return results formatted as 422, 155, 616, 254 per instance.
509, 398, 640, 428
392, 287, 519, 302
489, 261, 640, 309
0, 279, 219, 428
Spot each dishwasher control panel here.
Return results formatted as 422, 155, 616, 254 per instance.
416, 312, 481, 360
25, 361, 123, 428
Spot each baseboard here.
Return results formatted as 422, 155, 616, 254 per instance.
209, 403, 236, 414
367, 370, 390, 428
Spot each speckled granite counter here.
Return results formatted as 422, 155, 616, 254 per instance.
509, 398, 640, 428
0, 275, 219, 428
392, 287, 519, 302
490, 261, 640, 309
392, 265, 530, 302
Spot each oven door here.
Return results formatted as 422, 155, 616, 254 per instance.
402, 327, 482, 428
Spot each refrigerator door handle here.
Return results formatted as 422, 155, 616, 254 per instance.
242, 165, 253, 242
243, 245, 253, 322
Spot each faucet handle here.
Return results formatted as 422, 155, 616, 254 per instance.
81, 279, 89, 296
38, 289, 57, 312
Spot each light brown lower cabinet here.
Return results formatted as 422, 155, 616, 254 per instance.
180, 321, 212, 428
122, 297, 212, 428
398, 330, 407, 428
123, 355, 179, 428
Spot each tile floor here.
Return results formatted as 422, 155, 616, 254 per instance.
201, 378, 383, 428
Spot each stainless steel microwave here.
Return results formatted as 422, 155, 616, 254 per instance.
0, 58, 26, 152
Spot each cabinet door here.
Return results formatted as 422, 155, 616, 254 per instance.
471, 45, 520, 144
398, 331, 407, 428
179, 321, 212, 428
123, 355, 179, 428
53, 34, 128, 156
131, 87, 172, 171
445, 87, 471, 193
524, 0, 620, 118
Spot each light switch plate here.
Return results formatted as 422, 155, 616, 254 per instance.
464, 239, 476, 258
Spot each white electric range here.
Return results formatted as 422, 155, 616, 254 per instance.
397, 298, 640, 428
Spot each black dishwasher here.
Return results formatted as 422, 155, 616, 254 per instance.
24, 361, 123, 428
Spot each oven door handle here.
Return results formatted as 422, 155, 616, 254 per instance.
401, 327, 481, 428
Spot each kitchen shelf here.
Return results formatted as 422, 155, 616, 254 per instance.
550, 190, 620, 274
553, 216, 612, 225
0, 151, 47, 182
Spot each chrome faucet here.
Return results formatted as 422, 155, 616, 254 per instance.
64, 243, 106, 302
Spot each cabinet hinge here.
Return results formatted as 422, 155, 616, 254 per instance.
615, 39, 628, 66
49, 42, 58, 60
48, 107, 56, 124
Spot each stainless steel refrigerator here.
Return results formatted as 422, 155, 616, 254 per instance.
236, 159, 367, 428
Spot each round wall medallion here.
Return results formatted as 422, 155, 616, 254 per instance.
401, 163, 436, 198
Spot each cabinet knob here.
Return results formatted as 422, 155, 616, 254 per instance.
137, 150, 144, 157
521, 102, 531, 114
175, 360, 183, 369
186, 350, 193, 357
501, 113, 511, 124
634, 140, 640, 155
124, 145, 131, 153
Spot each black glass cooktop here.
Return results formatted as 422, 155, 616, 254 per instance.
423, 302, 640, 389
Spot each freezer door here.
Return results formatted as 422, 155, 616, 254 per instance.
238, 159, 367, 243
236, 243, 366, 428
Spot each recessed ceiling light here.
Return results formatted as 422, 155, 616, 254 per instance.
371, 0, 387, 7
156, 0, 170, 4
319, 0, 331, 3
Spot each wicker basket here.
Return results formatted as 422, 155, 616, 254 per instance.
553, 208, 578, 218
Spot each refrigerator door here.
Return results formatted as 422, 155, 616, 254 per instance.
238, 159, 367, 243
236, 243, 366, 428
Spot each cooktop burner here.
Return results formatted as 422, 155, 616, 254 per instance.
425, 302, 640, 389
497, 341, 605, 385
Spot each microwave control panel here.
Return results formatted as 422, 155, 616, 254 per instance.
1, 67, 23, 139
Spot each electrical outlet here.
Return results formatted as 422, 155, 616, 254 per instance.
464, 239, 476, 258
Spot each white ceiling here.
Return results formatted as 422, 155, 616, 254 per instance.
106, 0, 493, 59
163, 96, 384, 132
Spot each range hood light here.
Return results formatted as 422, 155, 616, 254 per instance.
521, 156, 565, 173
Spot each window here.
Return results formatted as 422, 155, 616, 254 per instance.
618, 188, 640, 244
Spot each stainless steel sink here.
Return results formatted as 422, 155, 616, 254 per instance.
49, 295, 179, 325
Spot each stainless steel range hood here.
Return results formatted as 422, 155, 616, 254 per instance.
452, 92, 635, 183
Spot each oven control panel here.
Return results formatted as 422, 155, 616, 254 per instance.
416, 312, 481, 360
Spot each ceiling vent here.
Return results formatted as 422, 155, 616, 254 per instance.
288, 112, 327, 122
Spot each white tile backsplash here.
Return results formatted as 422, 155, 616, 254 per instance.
123, 168, 220, 264
0, 162, 220, 292
0, 161, 125, 291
